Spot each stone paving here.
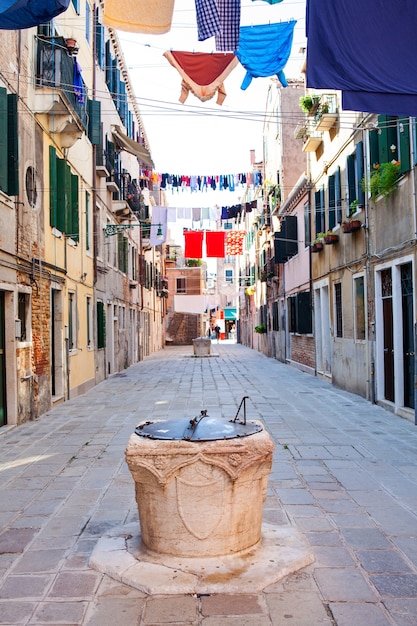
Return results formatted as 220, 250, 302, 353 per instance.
0, 343, 417, 625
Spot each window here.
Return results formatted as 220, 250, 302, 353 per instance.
17, 293, 30, 342
225, 269, 233, 283
85, 1, 91, 43
304, 202, 310, 248
335, 283, 343, 338
287, 292, 312, 334
314, 188, 325, 236
354, 275, 366, 340
272, 301, 279, 331
117, 233, 128, 273
0, 89, 18, 196
49, 147, 79, 240
86, 296, 92, 348
85, 191, 91, 251
68, 292, 76, 351
97, 301, 105, 349
176, 278, 186, 294
328, 175, 336, 230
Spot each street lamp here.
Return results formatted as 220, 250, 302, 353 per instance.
104, 222, 164, 239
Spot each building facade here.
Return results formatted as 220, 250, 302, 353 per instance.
0, 3, 164, 427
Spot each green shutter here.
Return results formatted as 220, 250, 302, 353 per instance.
87, 99, 101, 145
369, 129, 379, 169
97, 301, 105, 349
0, 88, 7, 193
70, 173, 79, 241
328, 174, 336, 229
347, 154, 356, 207
123, 236, 128, 273
85, 191, 90, 250
378, 115, 397, 163
399, 117, 411, 174
355, 141, 365, 205
56, 158, 70, 233
49, 146, 57, 227
7, 94, 18, 196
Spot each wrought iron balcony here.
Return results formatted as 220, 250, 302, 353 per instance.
35, 36, 88, 134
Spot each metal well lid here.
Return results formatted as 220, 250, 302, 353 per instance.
134, 397, 262, 442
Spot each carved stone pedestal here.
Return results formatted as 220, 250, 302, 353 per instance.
125, 424, 274, 558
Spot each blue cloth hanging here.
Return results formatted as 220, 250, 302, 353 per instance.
251, 0, 283, 3
235, 21, 296, 90
73, 60, 84, 104
0, 0, 69, 30
306, 0, 417, 116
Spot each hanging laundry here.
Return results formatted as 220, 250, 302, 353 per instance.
195, 0, 221, 42
149, 206, 168, 246
163, 50, 238, 104
206, 231, 226, 257
235, 21, 296, 90
251, 0, 283, 3
73, 60, 84, 104
215, 0, 241, 52
184, 230, 204, 258
102, 0, 175, 34
0, 0, 69, 29
225, 230, 246, 255
306, 0, 417, 117
195, 0, 241, 52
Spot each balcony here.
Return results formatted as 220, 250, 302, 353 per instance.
302, 134, 323, 152
35, 37, 88, 145
315, 94, 338, 131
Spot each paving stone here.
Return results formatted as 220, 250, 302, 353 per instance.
48, 571, 100, 598
370, 573, 417, 598
311, 546, 356, 567
356, 549, 413, 573
306, 532, 343, 547
201, 594, 264, 616
329, 601, 392, 626
142, 595, 198, 623
0, 601, 34, 624
0, 574, 51, 599
265, 591, 332, 625
382, 598, 417, 626
0, 528, 35, 554
340, 527, 391, 549
314, 568, 377, 601
83, 597, 145, 625
13, 549, 66, 573
31, 600, 87, 624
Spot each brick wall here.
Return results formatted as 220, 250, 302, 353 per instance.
290, 334, 315, 370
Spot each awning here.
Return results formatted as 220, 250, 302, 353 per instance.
111, 125, 154, 168
224, 308, 237, 320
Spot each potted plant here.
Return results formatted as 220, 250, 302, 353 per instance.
299, 94, 320, 115
311, 232, 325, 252
342, 219, 362, 234
361, 161, 401, 199
254, 324, 267, 334
349, 199, 363, 214
260, 270, 267, 282
324, 230, 339, 244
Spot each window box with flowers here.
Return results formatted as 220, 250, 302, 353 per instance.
342, 219, 362, 234
324, 231, 339, 245
311, 232, 325, 253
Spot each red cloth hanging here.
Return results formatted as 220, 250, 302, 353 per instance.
206, 231, 225, 257
225, 231, 246, 255
184, 231, 204, 258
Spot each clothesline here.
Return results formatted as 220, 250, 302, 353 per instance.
145, 171, 263, 192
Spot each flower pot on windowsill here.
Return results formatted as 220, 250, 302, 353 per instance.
324, 233, 339, 245
342, 220, 362, 234
311, 242, 324, 253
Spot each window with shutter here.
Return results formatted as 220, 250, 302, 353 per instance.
398, 117, 411, 174
70, 173, 79, 241
355, 141, 365, 206
7, 93, 18, 196
87, 99, 101, 145
328, 175, 336, 230
347, 153, 356, 209
0, 88, 7, 193
97, 301, 105, 349
315, 188, 325, 235
296, 292, 312, 334
49, 146, 57, 227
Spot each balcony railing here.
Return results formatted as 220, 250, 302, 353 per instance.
36, 37, 88, 132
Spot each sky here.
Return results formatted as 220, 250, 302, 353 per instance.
118, 0, 307, 188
